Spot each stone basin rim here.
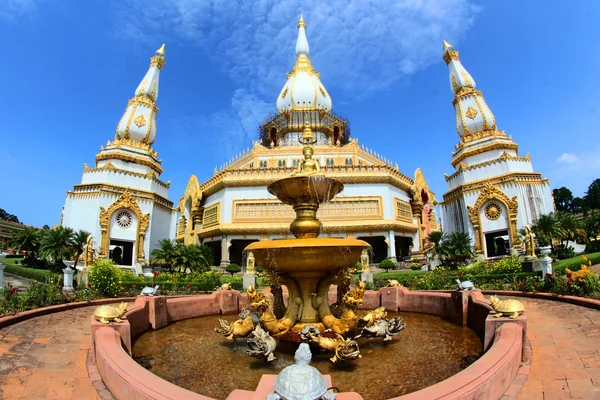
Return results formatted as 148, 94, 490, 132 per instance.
244, 237, 370, 251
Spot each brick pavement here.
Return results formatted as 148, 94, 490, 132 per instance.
0, 298, 598, 399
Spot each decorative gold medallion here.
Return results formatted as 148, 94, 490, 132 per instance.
134, 114, 147, 128
484, 201, 502, 220
465, 106, 478, 120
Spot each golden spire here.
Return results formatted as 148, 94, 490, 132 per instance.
442, 40, 459, 65
443, 40, 452, 51
300, 118, 316, 144
297, 14, 306, 29
150, 43, 166, 70
156, 43, 166, 56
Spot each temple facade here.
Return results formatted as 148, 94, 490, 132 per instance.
177, 17, 439, 267
438, 42, 554, 259
61, 45, 177, 273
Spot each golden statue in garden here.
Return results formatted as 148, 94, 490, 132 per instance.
524, 225, 536, 258
360, 249, 370, 272
246, 251, 256, 274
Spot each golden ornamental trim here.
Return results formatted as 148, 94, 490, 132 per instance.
443, 49, 460, 64
96, 152, 163, 174
83, 163, 170, 189
98, 189, 150, 262
69, 182, 174, 207
466, 184, 520, 254
445, 153, 531, 182
465, 106, 478, 120
149, 55, 165, 70
452, 87, 479, 102
442, 172, 547, 202
202, 202, 220, 229
281, 88, 288, 99
394, 197, 413, 222
134, 114, 147, 128
451, 141, 519, 167
108, 139, 159, 159
484, 201, 502, 220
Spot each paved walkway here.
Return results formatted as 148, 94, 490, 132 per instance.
0, 298, 597, 399
3, 274, 31, 293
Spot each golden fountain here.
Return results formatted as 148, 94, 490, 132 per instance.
244, 121, 371, 333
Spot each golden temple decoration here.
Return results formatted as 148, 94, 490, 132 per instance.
465, 106, 478, 120
411, 168, 438, 206
467, 183, 519, 253
83, 235, 95, 267
461, 71, 472, 87
150, 44, 166, 70
360, 249, 370, 272
98, 189, 150, 262
134, 114, 147, 127
96, 152, 163, 174
451, 141, 519, 167
320, 86, 327, 98
443, 172, 548, 203
451, 74, 459, 92
394, 198, 413, 222
281, 87, 288, 98
246, 252, 255, 274
138, 79, 148, 93
84, 162, 168, 188
484, 201, 502, 220
297, 14, 306, 29
445, 152, 529, 182
202, 203, 220, 228
151, 81, 158, 100
524, 225, 535, 257
443, 48, 460, 64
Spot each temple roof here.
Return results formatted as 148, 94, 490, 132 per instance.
115, 44, 166, 145
276, 16, 332, 113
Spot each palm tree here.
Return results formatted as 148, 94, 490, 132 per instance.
584, 210, 600, 242
556, 212, 587, 247
427, 231, 446, 258
443, 231, 474, 267
11, 227, 41, 256
39, 226, 75, 266
174, 244, 213, 273
71, 230, 91, 267
150, 239, 178, 271
532, 213, 563, 250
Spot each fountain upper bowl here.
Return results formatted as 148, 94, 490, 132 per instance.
245, 238, 370, 274
267, 176, 344, 205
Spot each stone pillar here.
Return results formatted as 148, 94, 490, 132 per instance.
450, 290, 470, 327
539, 246, 553, 276
63, 268, 75, 292
148, 296, 168, 330
387, 231, 397, 262
220, 237, 230, 268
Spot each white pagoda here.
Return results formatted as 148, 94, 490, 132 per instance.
61, 45, 177, 273
438, 41, 554, 258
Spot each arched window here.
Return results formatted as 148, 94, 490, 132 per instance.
293, 159, 299, 167
270, 127, 278, 147
278, 160, 287, 167
345, 158, 353, 166
259, 161, 267, 168
333, 126, 340, 145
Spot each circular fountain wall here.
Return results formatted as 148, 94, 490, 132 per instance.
132, 311, 482, 400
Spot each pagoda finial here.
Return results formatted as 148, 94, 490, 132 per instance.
443, 40, 452, 51
297, 14, 306, 29
156, 43, 166, 56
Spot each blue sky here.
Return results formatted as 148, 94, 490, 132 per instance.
1, 0, 599, 227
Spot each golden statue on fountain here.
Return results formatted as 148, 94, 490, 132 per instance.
216, 120, 399, 362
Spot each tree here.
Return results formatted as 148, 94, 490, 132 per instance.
442, 231, 474, 266
532, 213, 564, 250
552, 187, 574, 212
150, 239, 178, 270
42, 225, 50, 230
10, 227, 41, 256
572, 197, 588, 214
584, 210, 600, 242
556, 212, 587, 246
225, 263, 241, 276
427, 231, 447, 259
0, 208, 19, 223
39, 226, 75, 267
585, 179, 600, 210
71, 230, 91, 267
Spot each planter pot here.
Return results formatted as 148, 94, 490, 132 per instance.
62, 260, 76, 269
538, 246, 552, 256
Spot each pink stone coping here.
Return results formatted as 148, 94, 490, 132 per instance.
481, 290, 600, 310
91, 287, 527, 400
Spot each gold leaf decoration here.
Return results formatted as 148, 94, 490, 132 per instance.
465, 106, 478, 120
134, 114, 147, 128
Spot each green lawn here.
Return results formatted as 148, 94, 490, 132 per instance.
2, 257, 24, 266
553, 252, 600, 275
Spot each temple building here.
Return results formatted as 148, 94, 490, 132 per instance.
438, 41, 554, 258
61, 45, 177, 273
177, 17, 439, 267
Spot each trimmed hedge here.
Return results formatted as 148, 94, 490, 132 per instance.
3, 265, 58, 282
553, 252, 600, 276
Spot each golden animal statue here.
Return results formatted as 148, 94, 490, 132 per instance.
246, 251, 256, 274
313, 276, 365, 336
308, 332, 361, 363
220, 282, 232, 291
214, 309, 256, 340
246, 281, 302, 337
387, 279, 401, 287
291, 146, 323, 176
93, 303, 128, 324
360, 307, 387, 327
524, 225, 536, 257
490, 295, 525, 319
360, 249, 370, 273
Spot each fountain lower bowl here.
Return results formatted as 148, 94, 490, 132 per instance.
245, 238, 370, 274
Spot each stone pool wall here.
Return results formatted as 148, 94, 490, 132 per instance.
91, 287, 527, 400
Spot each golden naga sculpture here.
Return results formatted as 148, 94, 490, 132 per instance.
215, 309, 256, 340
490, 295, 525, 319
308, 333, 361, 363
360, 249, 370, 273
360, 306, 387, 327
524, 225, 536, 257
247, 282, 302, 337
313, 274, 365, 336
246, 251, 256, 274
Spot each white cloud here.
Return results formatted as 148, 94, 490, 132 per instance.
0, 0, 37, 20
556, 152, 579, 164
111, 0, 480, 160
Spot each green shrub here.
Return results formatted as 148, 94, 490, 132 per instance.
552, 245, 576, 260
225, 263, 241, 276
489, 256, 522, 274
89, 259, 124, 298
410, 263, 421, 270
4, 264, 58, 281
18, 275, 62, 310
585, 241, 600, 253
379, 259, 396, 271
465, 260, 488, 275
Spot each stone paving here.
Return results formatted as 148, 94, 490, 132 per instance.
3, 274, 31, 293
0, 298, 597, 399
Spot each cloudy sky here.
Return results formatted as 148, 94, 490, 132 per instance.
1, 0, 600, 227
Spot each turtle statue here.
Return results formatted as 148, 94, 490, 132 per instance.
490, 295, 525, 319
267, 343, 336, 400
455, 279, 475, 291
140, 285, 160, 296
356, 317, 406, 341
387, 279, 400, 287
93, 302, 128, 324
220, 282, 232, 291
246, 324, 277, 362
